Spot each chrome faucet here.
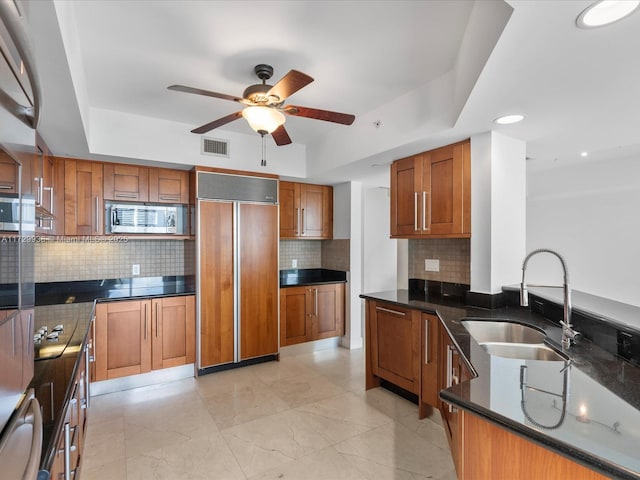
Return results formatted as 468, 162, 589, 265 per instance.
520, 249, 579, 348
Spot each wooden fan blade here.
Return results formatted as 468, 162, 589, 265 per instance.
191, 111, 243, 134
284, 105, 355, 125
271, 125, 292, 146
267, 70, 314, 102
168, 85, 244, 103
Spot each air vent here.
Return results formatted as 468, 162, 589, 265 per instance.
201, 137, 229, 157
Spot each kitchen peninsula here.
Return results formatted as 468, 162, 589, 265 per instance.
361, 284, 640, 480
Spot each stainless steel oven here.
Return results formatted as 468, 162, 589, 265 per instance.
105, 202, 187, 234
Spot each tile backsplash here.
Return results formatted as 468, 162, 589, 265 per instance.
408, 238, 470, 284
34, 238, 195, 282
279, 239, 350, 271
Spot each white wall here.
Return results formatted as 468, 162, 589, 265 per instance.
362, 186, 397, 294
527, 156, 640, 307
470, 131, 526, 294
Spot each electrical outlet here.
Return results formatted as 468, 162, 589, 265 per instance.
292, 259, 298, 268
132, 264, 140, 276
425, 259, 440, 272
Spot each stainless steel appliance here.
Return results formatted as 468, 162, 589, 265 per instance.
0, 1, 42, 478
105, 202, 187, 234
0, 194, 35, 231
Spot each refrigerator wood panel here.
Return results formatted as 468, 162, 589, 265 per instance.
198, 201, 235, 367
239, 203, 279, 360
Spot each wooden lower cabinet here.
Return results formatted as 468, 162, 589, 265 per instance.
48, 339, 89, 480
280, 283, 345, 346
460, 412, 609, 480
419, 313, 440, 414
151, 296, 196, 370
365, 300, 420, 395
94, 295, 195, 381
439, 326, 472, 477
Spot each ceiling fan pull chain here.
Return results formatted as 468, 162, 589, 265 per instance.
261, 133, 267, 167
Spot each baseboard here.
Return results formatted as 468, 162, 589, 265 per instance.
91, 364, 196, 396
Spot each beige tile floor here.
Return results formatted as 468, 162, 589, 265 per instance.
81, 347, 456, 480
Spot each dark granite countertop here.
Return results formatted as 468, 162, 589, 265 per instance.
360, 289, 640, 480
30, 275, 196, 474
280, 268, 347, 287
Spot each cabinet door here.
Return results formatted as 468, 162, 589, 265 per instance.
279, 181, 300, 238
151, 295, 195, 370
94, 300, 151, 381
420, 313, 440, 408
300, 184, 332, 239
149, 168, 189, 204
103, 164, 149, 202
239, 202, 279, 359
390, 154, 424, 236
280, 286, 310, 346
64, 159, 103, 235
369, 301, 420, 394
313, 283, 344, 339
199, 201, 235, 368
425, 143, 464, 236
0, 151, 18, 193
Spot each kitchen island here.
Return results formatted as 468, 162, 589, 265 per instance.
360, 287, 640, 480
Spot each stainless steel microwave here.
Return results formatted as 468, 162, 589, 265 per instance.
0, 194, 35, 232
105, 202, 186, 234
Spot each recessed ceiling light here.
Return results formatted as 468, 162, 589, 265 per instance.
494, 114, 525, 125
576, 0, 640, 28
581, 151, 589, 157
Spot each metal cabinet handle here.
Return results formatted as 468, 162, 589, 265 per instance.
63, 423, 71, 480
115, 192, 137, 198
295, 207, 299, 235
422, 192, 430, 231
414, 192, 419, 230
301, 208, 305, 234
314, 288, 318, 316
446, 344, 459, 413
424, 318, 429, 365
144, 303, 147, 340
0, 184, 12, 190
155, 303, 159, 337
94, 196, 99, 233
375, 306, 406, 316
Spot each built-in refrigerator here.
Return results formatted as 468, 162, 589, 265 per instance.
196, 170, 279, 373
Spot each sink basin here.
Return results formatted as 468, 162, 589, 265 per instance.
481, 342, 568, 362
461, 320, 546, 345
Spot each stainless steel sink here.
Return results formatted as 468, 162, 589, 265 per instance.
481, 342, 568, 362
461, 320, 546, 345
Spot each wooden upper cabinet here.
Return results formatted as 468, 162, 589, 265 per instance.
279, 181, 300, 238
103, 164, 149, 202
0, 151, 19, 193
390, 139, 470, 238
300, 183, 332, 238
279, 181, 333, 239
149, 168, 189, 204
64, 159, 103, 235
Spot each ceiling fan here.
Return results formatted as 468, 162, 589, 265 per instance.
168, 64, 356, 146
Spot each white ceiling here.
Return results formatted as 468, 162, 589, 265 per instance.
20, 0, 640, 183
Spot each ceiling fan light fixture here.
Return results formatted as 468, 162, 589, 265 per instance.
576, 0, 640, 28
242, 106, 285, 134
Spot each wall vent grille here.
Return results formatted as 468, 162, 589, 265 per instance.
201, 137, 229, 157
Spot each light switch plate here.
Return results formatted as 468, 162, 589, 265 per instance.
132, 264, 140, 276
292, 259, 298, 268
425, 259, 440, 272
